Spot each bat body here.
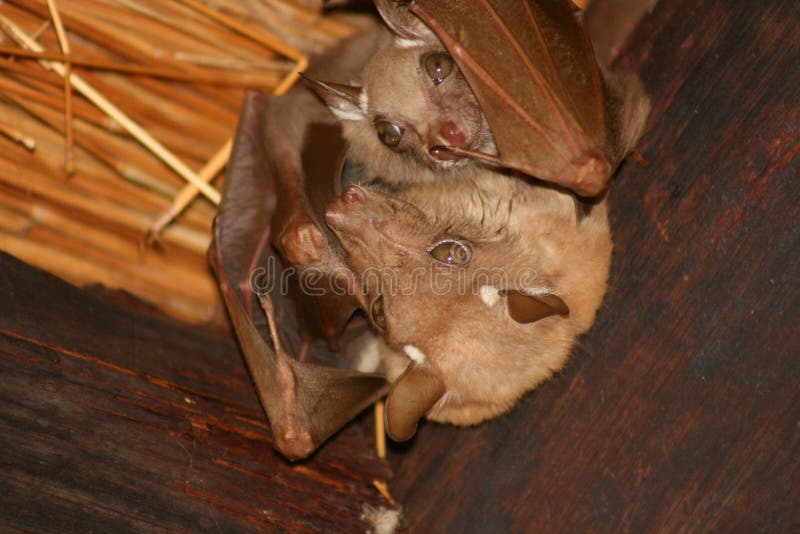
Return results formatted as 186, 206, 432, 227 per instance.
326, 174, 612, 439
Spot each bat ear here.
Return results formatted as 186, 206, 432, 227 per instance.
374, 0, 431, 40
501, 289, 569, 324
301, 75, 365, 121
384, 362, 445, 441
603, 70, 652, 163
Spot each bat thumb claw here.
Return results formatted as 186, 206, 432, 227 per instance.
569, 156, 611, 197
274, 417, 315, 460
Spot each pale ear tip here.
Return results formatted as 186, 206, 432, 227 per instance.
384, 411, 419, 442
541, 292, 570, 316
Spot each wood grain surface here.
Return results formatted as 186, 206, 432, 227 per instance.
0, 252, 393, 532
386, 0, 799, 531
1, 0, 797, 531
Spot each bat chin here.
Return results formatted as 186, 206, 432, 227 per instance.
325, 208, 359, 237
425, 147, 473, 172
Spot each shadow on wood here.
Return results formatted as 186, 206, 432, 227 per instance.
0, 252, 393, 531
386, 0, 799, 531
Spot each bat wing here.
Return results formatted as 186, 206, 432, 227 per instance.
211, 91, 387, 460
409, 0, 649, 197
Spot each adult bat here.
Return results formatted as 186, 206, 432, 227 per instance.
326, 174, 613, 441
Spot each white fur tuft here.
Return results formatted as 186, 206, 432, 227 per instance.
479, 285, 501, 308
403, 344, 427, 364
355, 334, 383, 373
330, 107, 364, 121
394, 36, 425, 49
361, 505, 401, 534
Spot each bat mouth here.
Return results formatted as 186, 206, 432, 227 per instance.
429, 145, 504, 168
429, 145, 462, 161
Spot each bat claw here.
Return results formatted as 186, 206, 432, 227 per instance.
569, 155, 611, 197
275, 416, 315, 460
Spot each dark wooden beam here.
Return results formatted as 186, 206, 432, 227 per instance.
0, 252, 394, 532
387, 0, 799, 530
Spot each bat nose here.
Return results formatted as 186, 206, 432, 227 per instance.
325, 185, 365, 228
342, 185, 365, 204
429, 121, 467, 161
433, 120, 466, 148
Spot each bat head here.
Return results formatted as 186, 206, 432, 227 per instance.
303, 11, 496, 186
325, 174, 612, 439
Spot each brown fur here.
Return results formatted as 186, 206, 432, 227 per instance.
326, 174, 612, 425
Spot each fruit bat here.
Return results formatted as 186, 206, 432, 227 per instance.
308, 0, 650, 197
304, 1, 497, 187
325, 174, 613, 441
210, 0, 651, 457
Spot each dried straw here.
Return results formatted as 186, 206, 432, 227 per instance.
44, 0, 74, 174
0, 0, 358, 322
0, 121, 36, 150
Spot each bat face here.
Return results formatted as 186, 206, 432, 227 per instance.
325, 175, 612, 428
305, 11, 496, 186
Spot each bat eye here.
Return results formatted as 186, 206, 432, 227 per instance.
423, 52, 454, 85
429, 240, 472, 265
370, 296, 387, 331
375, 121, 404, 148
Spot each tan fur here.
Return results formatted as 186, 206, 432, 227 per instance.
314, 17, 496, 185
326, 174, 612, 425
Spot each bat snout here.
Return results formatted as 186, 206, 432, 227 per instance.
429, 121, 470, 161
341, 184, 366, 204
325, 185, 368, 233
437, 121, 467, 147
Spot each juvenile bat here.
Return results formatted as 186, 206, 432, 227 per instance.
325, 174, 613, 440
307, 0, 650, 197
305, 0, 497, 187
